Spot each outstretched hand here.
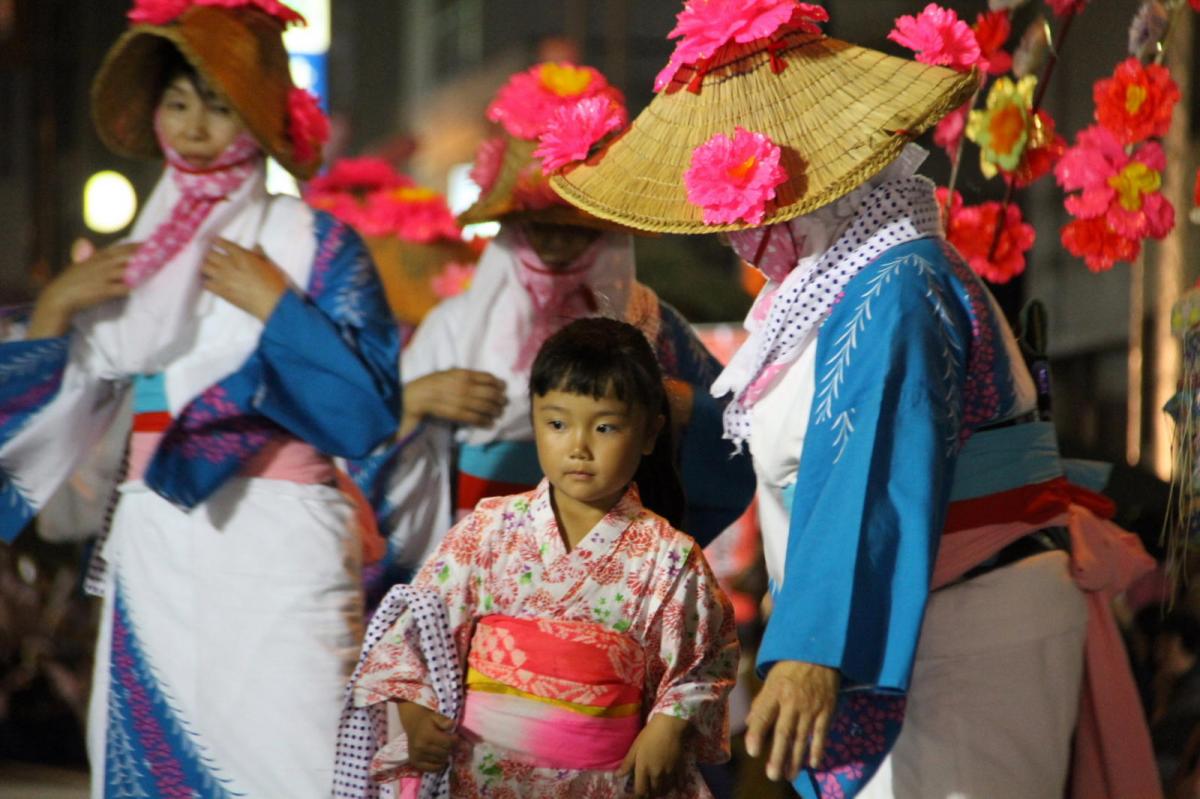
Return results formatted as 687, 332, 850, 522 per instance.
201, 238, 289, 321
395, 701, 457, 773
616, 713, 689, 798
398, 368, 508, 438
745, 660, 840, 782
26, 243, 139, 339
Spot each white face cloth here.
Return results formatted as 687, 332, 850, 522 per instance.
75, 161, 271, 377
711, 145, 941, 448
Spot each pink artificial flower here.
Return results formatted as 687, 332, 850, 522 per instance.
129, 0, 306, 26
655, 0, 829, 91
888, 4, 981, 72
197, 0, 306, 26
470, 137, 508, 195
684, 127, 788, 226
431, 261, 477, 299
934, 102, 969, 163
534, 95, 628, 172
1055, 124, 1174, 241
973, 10, 1013, 75
305, 157, 408, 197
355, 188, 461, 243
128, 0, 191, 24
486, 63, 618, 141
1045, 0, 1089, 17
1192, 0, 1200, 11
287, 88, 330, 167
937, 187, 1035, 284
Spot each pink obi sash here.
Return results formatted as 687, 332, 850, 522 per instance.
127, 413, 336, 485
461, 615, 644, 771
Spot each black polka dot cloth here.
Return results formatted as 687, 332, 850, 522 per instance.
333, 585, 462, 799
721, 176, 943, 448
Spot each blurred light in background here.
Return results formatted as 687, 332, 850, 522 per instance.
284, 0, 330, 109
82, 171, 137, 234
447, 162, 499, 239
266, 159, 301, 197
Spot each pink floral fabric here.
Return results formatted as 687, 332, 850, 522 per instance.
354, 481, 739, 799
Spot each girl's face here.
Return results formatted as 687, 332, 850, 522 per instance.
532, 387, 662, 519
521, 221, 602, 269
156, 74, 246, 168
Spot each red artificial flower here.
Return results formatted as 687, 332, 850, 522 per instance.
1192, 0, 1200, 11
199, 0, 305, 26
973, 10, 1013, 76
888, 3, 981, 72
1060, 216, 1140, 272
937, 188, 1035, 284
1007, 109, 1066, 188
1194, 167, 1200, 208
1045, 0, 1089, 17
287, 88, 330, 166
1093, 57, 1180, 145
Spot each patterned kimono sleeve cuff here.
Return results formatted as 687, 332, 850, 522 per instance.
353, 680, 439, 712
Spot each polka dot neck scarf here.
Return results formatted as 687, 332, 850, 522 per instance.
713, 173, 943, 449
123, 130, 262, 288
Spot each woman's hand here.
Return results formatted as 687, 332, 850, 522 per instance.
26, 243, 138, 339
201, 238, 289, 321
745, 660, 840, 782
395, 700, 456, 773
398, 369, 507, 438
616, 713, 689, 797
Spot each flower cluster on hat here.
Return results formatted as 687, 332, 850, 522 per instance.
287, 88, 330, 167
486, 63, 621, 141
128, 0, 305, 27
533, 95, 628, 173
360, 186, 463, 244
888, 4, 981, 72
654, 0, 829, 92
1055, 124, 1174, 270
1094, 57, 1179, 146
936, 187, 1035, 284
684, 127, 788, 226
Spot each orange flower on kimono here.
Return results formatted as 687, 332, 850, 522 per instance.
966, 75, 1037, 176
1093, 57, 1180, 145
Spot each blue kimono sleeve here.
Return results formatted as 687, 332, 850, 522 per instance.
757, 248, 969, 687
253, 215, 401, 459
657, 302, 756, 546
754, 243, 972, 798
0, 332, 71, 540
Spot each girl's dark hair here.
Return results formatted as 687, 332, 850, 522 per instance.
529, 317, 686, 528
157, 43, 203, 99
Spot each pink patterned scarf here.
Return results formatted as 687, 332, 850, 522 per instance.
123, 128, 262, 288
512, 227, 602, 369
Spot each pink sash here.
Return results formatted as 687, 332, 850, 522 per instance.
461, 615, 644, 771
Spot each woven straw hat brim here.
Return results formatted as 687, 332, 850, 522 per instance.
366, 237, 478, 326
91, 6, 317, 180
551, 32, 978, 234
458, 135, 642, 234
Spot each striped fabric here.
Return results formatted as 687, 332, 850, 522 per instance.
460, 615, 644, 771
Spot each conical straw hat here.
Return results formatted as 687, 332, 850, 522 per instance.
551, 30, 978, 234
92, 5, 321, 179
366, 237, 480, 326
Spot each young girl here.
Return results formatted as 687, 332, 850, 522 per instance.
337, 318, 738, 799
